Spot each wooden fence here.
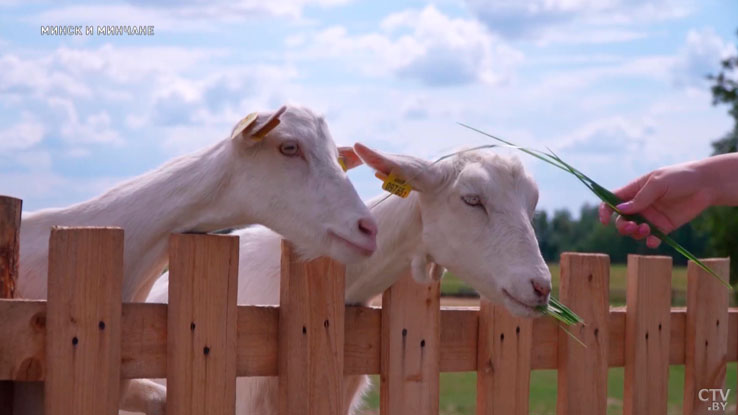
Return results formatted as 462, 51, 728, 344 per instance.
0, 195, 735, 415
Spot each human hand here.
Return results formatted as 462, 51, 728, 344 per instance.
598, 162, 713, 248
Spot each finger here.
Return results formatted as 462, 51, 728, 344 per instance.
616, 217, 637, 235
617, 176, 665, 214
615, 216, 626, 232
632, 223, 651, 240
646, 235, 661, 248
598, 203, 613, 225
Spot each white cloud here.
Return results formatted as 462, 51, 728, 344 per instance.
534, 28, 646, 45
290, 5, 523, 86
548, 87, 730, 165
517, 29, 735, 97
47, 98, 122, 145
0, 115, 45, 153
0, 54, 92, 98
516, 55, 674, 102
30, 0, 353, 30
0, 45, 226, 106
672, 28, 737, 87
146, 64, 298, 130
556, 116, 651, 156
0, 168, 126, 211
126, 0, 353, 20
1, 0, 733, 217
466, 0, 692, 39
1, 43, 296, 148
51, 45, 227, 84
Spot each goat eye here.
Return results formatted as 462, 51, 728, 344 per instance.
279, 142, 300, 157
461, 195, 482, 207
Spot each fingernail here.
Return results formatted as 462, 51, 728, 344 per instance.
625, 222, 637, 233
616, 201, 633, 212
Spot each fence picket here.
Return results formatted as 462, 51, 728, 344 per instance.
278, 241, 345, 415
0, 196, 21, 415
624, 255, 672, 415
380, 272, 441, 415
683, 259, 730, 415
556, 252, 610, 415
45, 227, 123, 415
476, 301, 532, 415
166, 234, 239, 415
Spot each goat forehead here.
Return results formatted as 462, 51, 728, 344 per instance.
449, 153, 536, 207
278, 108, 337, 157
278, 107, 320, 137
455, 156, 525, 188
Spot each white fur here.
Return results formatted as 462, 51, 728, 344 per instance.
13, 106, 377, 415
142, 145, 552, 414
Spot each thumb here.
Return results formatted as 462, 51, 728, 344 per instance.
617, 178, 664, 214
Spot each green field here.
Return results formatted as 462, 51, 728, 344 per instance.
360, 365, 737, 415
357, 263, 736, 414
441, 263, 696, 306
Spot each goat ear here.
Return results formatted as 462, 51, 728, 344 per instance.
231, 106, 287, 143
353, 142, 443, 192
410, 254, 445, 284
338, 147, 363, 171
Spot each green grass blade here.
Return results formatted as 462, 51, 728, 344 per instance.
537, 296, 583, 325
537, 297, 586, 346
457, 123, 571, 172
559, 324, 587, 348
654, 230, 731, 288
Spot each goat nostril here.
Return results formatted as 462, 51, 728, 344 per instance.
532, 280, 551, 298
358, 218, 377, 237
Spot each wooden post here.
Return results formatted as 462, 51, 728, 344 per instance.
476, 302, 532, 415
0, 196, 21, 415
278, 240, 345, 415
683, 259, 729, 415
556, 253, 610, 415
623, 255, 672, 415
45, 227, 123, 415
0, 196, 21, 298
167, 234, 239, 415
380, 272, 441, 415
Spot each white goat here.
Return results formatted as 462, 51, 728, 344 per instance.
144, 142, 552, 414
13, 106, 378, 415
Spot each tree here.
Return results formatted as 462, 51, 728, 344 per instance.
695, 30, 738, 287
532, 202, 710, 264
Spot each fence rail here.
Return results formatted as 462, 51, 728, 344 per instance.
3, 300, 738, 379
0, 195, 734, 415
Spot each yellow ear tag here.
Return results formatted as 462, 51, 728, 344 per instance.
231, 112, 258, 140
380, 171, 412, 198
338, 157, 348, 172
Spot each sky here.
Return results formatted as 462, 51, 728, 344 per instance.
0, 0, 736, 215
